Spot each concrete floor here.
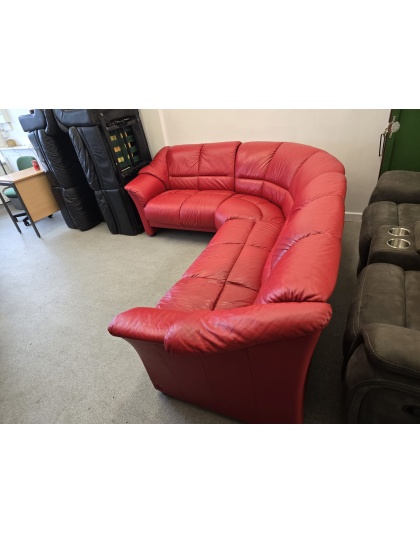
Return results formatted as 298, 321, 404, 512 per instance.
0, 204, 360, 423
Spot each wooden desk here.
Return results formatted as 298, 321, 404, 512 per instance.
0, 168, 60, 238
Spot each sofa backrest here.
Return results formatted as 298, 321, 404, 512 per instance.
166, 141, 241, 190
161, 140, 344, 212
235, 141, 344, 217
252, 146, 347, 305
254, 193, 346, 305
231, 141, 347, 305
151, 141, 346, 305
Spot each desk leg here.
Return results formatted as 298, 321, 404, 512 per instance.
13, 185, 41, 238
0, 189, 22, 234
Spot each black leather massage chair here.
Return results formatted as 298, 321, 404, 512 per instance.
53, 109, 151, 236
19, 109, 151, 235
19, 109, 103, 231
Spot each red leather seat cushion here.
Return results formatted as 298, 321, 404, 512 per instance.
157, 218, 283, 312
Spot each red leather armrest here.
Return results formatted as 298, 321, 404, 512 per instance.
108, 307, 192, 343
109, 302, 332, 354
165, 302, 332, 354
125, 173, 166, 207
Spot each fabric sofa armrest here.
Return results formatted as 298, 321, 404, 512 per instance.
361, 323, 420, 379
165, 302, 332, 354
369, 170, 420, 204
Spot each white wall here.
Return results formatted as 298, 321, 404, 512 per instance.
138, 109, 166, 157
3, 109, 31, 146
139, 109, 390, 215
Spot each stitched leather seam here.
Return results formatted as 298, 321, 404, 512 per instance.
169, 173, 232, 178
207, 242, 274, 252
263, 142, 283, 179
290, 192, 345, 213
291, 151, 319, 181
182, 274, 227, 282
213, 223, 256, 308
196, 144, 204, 190
233, 143, 241, 191
179, 276, 258, 294
196, 350, 220, 413
223, 280, 258, 292
272, 231, 340, 266
177, 191, 200, 225
140, 171, 168, 190
246, 346, 260, 422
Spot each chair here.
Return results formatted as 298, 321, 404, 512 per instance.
343, 262, 420, 423
3, 156, 37, 226
358, 170, 420, 273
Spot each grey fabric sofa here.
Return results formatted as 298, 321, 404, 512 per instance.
343, 262, 420, 423
343, 169, 420, 423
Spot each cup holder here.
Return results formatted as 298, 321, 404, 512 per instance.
387, 238, 411, 249
388, 227, 411, 236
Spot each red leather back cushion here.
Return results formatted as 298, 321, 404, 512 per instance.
270, 194, 345, 266
256, 187, 345, 301
167, 141, 240, 190
255, 233, 342, 304
139, 146, 170, 186
288, 151, 345, 201
235, 142, 344, 216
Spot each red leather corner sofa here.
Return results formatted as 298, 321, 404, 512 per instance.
108, 141, 347, 423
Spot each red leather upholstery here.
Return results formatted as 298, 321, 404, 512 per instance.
113, 141, 347, 423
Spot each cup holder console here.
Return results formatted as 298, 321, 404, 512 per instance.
388, 227, 411, 236
387, 238, 411, 249
368, 226, 420, 268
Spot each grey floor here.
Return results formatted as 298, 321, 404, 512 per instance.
0, 204, 360, 424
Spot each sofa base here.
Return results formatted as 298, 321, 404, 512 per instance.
123, 333, 322, 424
147, 222, 216, 235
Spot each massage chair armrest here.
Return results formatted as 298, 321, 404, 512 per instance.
360, 323, 420, 379
369, 170, 420, 205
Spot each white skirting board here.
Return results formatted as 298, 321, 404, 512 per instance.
345, 212, 362, 222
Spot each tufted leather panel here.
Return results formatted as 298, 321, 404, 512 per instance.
215, 194, 285, 228
166, 141, 240, 190
255, 233, 342, 304
235, 142, 344, 205
145, 189, 235, 230
157, 218, 283, 312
